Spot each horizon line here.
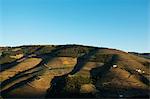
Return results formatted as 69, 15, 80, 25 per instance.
0, 43, 149, 53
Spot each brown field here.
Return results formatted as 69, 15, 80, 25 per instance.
0, 45, 149, 98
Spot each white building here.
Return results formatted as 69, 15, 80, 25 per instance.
113, 65, 117, 68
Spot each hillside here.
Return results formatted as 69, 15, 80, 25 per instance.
129, 52, 150, 59
0, 45, 150, 98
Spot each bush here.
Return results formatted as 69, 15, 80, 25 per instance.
63, 75, 92, 93
0, 55, 16, 64
89, 54, 113, 62
56, 46, 91, 58
35, 46, 56, 55
22, 46, 40, 55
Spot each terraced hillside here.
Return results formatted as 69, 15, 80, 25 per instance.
0, 45, 150, 98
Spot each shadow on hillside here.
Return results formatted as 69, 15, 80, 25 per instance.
46, 74, 96, 98
46, 54, 148, 98
95, 87, 149, 98
124, 68, 150, 87
46, 74, 68, 98
137, 74, 150, 86
0, 46, 44, 72
38, 45, 78, 61
1, 45, 76, 98
69, 48, 99, 75
90, 55, 118, 84
0, 45, 71, 87
0, 68, 42, 89
46, 48, 99, 98
89, 55, 149, 98
1, 75, 37, 98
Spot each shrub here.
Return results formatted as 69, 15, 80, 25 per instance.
36, 46, 56, 55
63, 75, 92, 93
0, 55, 16, 64
56, 46, 91, 58
89, 54, 113, 62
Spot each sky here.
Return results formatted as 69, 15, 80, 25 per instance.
0, 0, 149, 52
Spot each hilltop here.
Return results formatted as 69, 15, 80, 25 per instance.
0, 44, 150, 98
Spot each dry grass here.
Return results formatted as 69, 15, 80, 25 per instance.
96, 68, 148, 89
80, 84, 97, 93
1, 74, 36, 92
5, 83, 45, 98
47, 57, 77, 68
0, 58, 42, 82
19, 67, 73, 97
9, 54, 24, 59
82, 62, 104, 71
1, 45, 149, 98
12, 48, 22, 52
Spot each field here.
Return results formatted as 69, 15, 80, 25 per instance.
0, 45, 150, 98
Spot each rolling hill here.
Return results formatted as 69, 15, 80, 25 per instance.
0, 44, 150, 98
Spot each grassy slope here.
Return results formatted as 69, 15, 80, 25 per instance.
0, 45, 149, 98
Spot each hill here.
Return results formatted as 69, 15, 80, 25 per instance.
129, 52, 150, 59
0, 44, 150, 98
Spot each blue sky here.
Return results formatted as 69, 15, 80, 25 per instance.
0, 0, 149, 52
